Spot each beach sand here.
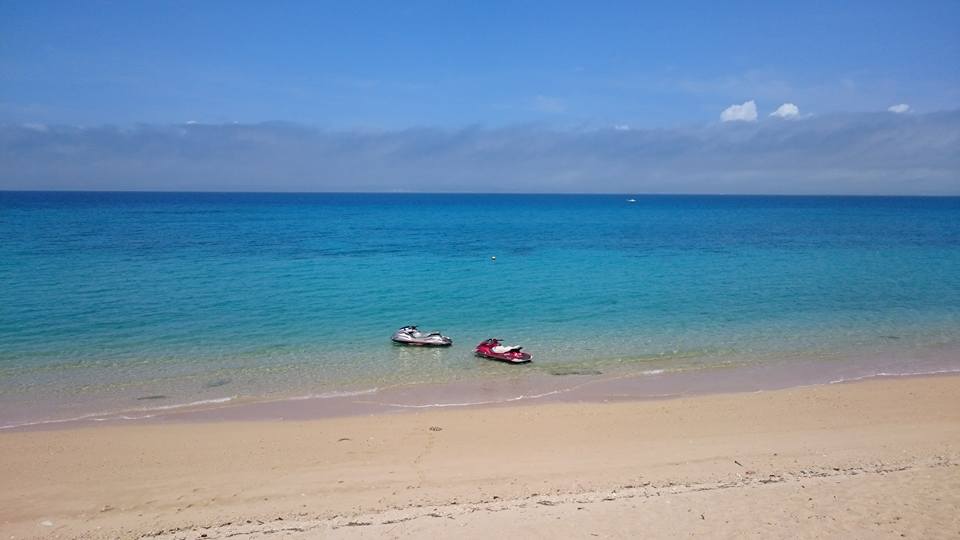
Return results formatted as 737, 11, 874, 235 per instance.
1, 376, 958, 539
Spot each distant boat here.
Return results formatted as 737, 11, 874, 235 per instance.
626, 198, 637, 203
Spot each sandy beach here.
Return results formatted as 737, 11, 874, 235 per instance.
1, 375, 958, 539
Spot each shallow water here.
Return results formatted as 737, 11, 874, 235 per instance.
1, 192, 959, 427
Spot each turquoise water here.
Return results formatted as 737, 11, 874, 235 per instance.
2, 192, 959, 425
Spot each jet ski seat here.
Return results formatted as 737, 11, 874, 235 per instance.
492, 345, 522, 353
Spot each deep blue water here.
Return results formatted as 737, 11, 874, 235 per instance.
2, 192, 959, 424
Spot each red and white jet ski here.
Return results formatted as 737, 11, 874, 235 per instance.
475, 338, 532, 364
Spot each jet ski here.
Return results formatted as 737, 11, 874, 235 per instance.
475, 338, 532, 364
391, 325, 453, 347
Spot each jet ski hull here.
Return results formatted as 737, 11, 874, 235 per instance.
474, 338, 532, 363
474, 350, 531, 363
391, 326, 453, 347
392, 336, 452, 347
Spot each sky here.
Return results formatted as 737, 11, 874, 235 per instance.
1, 1, 959, 194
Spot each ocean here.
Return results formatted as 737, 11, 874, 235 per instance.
2, 192, 959, 428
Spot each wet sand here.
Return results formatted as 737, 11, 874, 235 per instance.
6, 346, 960, 432
1, 375, 958, 539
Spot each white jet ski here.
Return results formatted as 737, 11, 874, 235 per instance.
391, 325, 453, 347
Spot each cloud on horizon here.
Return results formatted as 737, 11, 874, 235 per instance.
770, 103, 801, 119
1, 111, 958, 195
888, 103, 911, 114
720, 100, 758, 122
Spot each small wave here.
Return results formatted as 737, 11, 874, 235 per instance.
127, 395, 236, 411
0, 389, 385, 431
377, 366, 682, 409
283, 388, 379, 401
92, 414, 158, 421
378, 388, 567, 409
828, 368, 960, 385
0, 396, 237, 431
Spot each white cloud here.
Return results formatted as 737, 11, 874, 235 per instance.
888, 103, 910, 114
613, 124, 631, 131
720, 100, 758, 122
3, 112, 958, 195
770, 103, 800, 119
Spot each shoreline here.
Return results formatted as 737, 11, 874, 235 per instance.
4, 347, 960, 432
1, 374, 958, 538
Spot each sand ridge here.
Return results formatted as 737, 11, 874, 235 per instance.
148, 456, 959, 539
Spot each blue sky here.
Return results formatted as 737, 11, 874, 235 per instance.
1, 1, 958, 193
3, 0, 958, 127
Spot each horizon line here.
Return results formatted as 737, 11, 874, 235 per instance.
2, 189, 958, 198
